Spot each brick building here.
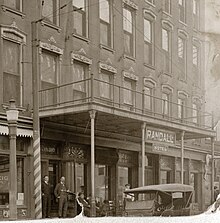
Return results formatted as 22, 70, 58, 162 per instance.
0, 0, 216, 219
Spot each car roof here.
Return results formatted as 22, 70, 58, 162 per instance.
124, 183, 194, 193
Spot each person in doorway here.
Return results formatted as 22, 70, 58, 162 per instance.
77, 192, 90, 217
54, 176, 70, 218
214, 186, 219, 200
42, 175, 51, 218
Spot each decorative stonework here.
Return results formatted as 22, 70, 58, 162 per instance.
48, 36, 56, 44
39, 41, 63, 54
143, 9, 156, 20
1, 23, 26, 44
144, 77, 156, 87
123, 67, 138, 81
123, 0, 138, 10
71, 52, 92, 64
99, 62, 117, 73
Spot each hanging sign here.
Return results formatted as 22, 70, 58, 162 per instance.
146, 128, 176, 145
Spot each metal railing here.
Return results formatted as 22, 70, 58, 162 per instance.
39, 76, 213, 130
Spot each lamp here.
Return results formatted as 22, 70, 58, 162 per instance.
6, 99, 19, 220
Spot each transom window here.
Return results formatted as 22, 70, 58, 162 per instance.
123, 6, 135, 57
99, 0, 112, 47
42, 0, 60, 25
73, 0, 87, 37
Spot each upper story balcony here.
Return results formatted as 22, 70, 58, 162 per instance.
39, 74, 215, 140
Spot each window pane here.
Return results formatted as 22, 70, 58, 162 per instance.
193, 46, 198, 66
144, 87, 151, 110
179, 0, 185, 22
42, 0, 58, 24
72, 0, 85, 9
124, 32, 133, 55
178, 37, 184, 58
100, 22, 110, 46
178, 98, 185, 119
123, 8, 132, 33
99, 0, 110, 23
3, 40, 20, 75
124, 79, 133, 105
192, 103, 198, 123
162, 93, 169, 115
73, 11, 86, 36
164, 0, 171, 14
144, 19, 151, 42
41, 51, 57, 84
144, 43, 152, 65
72, 63, 85, 92
100, 72, 111, 99
5, 0, 20, 10
162, 29, 169, 51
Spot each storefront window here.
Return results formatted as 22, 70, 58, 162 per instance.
0, 156, 24, 205
0, 136, 26, 152
118, 166, 129, 201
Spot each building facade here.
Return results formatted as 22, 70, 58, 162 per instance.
0, 0, 216, 219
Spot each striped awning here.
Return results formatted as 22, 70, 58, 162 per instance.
0, 125, 33, 137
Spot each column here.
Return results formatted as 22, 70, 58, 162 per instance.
181, 131, 185, 184
211, 137, 215, 203
89, 110, 96, 217
141, 123, 146, 187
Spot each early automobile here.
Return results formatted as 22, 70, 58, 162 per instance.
123, 183, 194, 217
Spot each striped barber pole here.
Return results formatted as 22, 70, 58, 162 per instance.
33, 134, 42, 219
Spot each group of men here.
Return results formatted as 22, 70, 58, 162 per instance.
41, 175, 89, 218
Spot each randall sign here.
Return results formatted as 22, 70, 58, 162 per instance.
146, 128, 176, 145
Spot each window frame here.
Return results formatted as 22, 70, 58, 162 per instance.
161, 85, 173, 117
3, 0, 23, 12
123, 5, 136, 58
72, 0, 88, 38
179, 0, 186, 24
143, 78, 156, 112
193, 0, 199, 30
99, 0, 113, 48
163, 0, 171, 15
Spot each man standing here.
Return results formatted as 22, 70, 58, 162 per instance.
42, 175, 51, 218
54, 176, 69, 218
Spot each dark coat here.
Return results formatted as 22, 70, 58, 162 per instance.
42, 181, 50, 196
54, 182, 68, 198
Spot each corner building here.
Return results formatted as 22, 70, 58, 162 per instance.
0, 0, 216, 219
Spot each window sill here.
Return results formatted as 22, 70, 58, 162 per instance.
100, 44, 115, 53
41, 21, 61, 32
72, 33, 90, 43
162, 11, 172, 18
2, 5, 25, 18
179, 20, 188, 27
123, 54, 136, 62
144, 63, 155, 70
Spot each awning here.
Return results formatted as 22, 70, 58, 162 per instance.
0, 125, 33, 137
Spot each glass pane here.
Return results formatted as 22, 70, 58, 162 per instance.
3, 40, 20, 75
164, 0, 171, 14
144, 42, 152, 65
144, 19, 151, 42
72, 62, 85, 92
123, 8, 132, 33
118, 167, 129, 201
73, 11, 86, 36
192, 103, 198, 123
124, 80, 133, 105
0, 156, 24, 205
162, 93, 169, 115
162, 29, 169, 51
75, 163, 84, 193
193, 46, 198, 66
72, 0, 85, 10
99, 0, 110, 23
5, 0, 20, 10
178, 37, 184, 58
100, 22, 109, 46
144, 87, 151, 110
95, 165, 109, 202
42, 0, 56, 24
124, 33, 132, 55
41, 51, 57, 84
100, 72, 111, 99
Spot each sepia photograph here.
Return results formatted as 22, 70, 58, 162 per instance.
0, 0, 220, 222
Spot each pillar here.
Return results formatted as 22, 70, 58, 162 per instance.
181, 131, 185, 184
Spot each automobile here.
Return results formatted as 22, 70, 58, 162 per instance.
123, 183, 194, 217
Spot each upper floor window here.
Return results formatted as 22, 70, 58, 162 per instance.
192, 103, 198, 124
144, 11, 155, 67
179, 0, 186, 23
178, 35, 187, 79
144, 79, 155, 111
162, 27, 172, 73
193, 45, 198, 67
3, 40, 21, 105
178, 98, 186, 120
4, 0, 22, 11
99, 0, 112, 47
123, 6, 135, 57
123, 78, 135, 105
193, 0, 199, 29
163, 0, 171, 15
100, 71, 113, 99
42, 0, 60, 26
73, 0, 87, 37
162, 86, 172, 117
